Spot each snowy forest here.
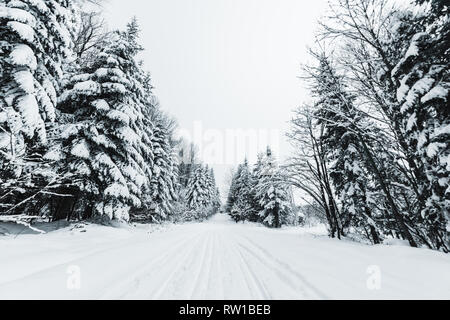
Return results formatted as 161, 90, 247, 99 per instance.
226, 0, 449, 253
284, 0, 449, 253
0, 0, 221, 226
0, 0, 449, 301
1, 0, 449, 253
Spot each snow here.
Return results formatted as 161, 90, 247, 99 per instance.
102, 82, 127, 94
9, 44, 37, 71
426, 142, 444, 158
401, 77, 435, 113
104, 183, 130, 199
433, 124, 450, 138
92, 99, 110, 112
397, 76, 410, 103
14, 70, 35, 94
16, 94, 45, 140
0, 7, 36, 26
7, 21, 35, 42
44, 148, 63, 161
406, 114, 417, 131
73, 80, 100, 95
0, 214, 449, 300
404, 32, 426, 59
421, 85, 448, 104
71, 140, 90, 159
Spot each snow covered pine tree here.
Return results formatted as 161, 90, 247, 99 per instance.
186, 165, 219, 220
229, 159, 255, 223
392, 0, 449, 252
57, 19, 157, 222
254, 147, 293, 228
0, 0, 77, 216
226, 163, 241, 214
144, 111, 179, 222
311, 55, 382, 244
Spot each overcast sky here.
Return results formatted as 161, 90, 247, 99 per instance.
103, 0, 328, 197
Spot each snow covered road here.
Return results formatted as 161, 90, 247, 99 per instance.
0, 214, 449, 300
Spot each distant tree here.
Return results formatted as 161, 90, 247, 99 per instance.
229, 159, 255, 222
73, 10, 111, 64
254, 147, 293, 228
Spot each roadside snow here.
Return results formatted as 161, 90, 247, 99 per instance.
0, 215, 449, 300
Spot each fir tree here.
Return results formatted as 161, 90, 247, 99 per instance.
313, 56, 382, 244
254, 147, 293, 228
145, 111, 178, 221
208, 168, 222, 214
392, 0, 449, 251
0, 0, 77, 147
57, 20, 151, 221
0, 0, 77, 217
226, 164, 242, 213
186, 165, 209, 210
230, 159, 255, 222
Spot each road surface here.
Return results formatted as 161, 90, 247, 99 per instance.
0, 214, 449, 299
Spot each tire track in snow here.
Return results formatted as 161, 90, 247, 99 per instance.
148, 235, 205, 299
201, 231, 216, 298
214, 230, 256, 299
237, 234, 329, 300
227, 234, 271, 299
0, 234, 160, 288
99, 232, 203, 299
211, 232, 226, 299
149, 233, 207, 299
189, 231, 213, 299
218, 231, 257, 299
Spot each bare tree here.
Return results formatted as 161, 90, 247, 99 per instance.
73, 11, 111, 63
317, 0, 429, 217
286, 107, 343, 239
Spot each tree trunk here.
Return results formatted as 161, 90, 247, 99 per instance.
360, 139, 417, 247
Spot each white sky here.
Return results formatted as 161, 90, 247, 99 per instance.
103, 0, 329, 197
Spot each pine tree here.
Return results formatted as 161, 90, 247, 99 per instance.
313, 56, 382, 244
0, 0, 77, 147
230, 159, 255, 222
144, 111, 178, 221
186, 165, 209, 210
254, 147, 293, 228
57, 20, 152, 221
184, 164, 219, 220
208, 168, 221, 214
0, 0, 78, 217
226, 164, 242, 213
392, 0, 449, 251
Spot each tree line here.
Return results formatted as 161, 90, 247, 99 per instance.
0, 0, 220, 224
226, 147, 296, 228
285, 0, 448, 252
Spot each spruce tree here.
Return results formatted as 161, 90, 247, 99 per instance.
226, 164, 242, 213
392, 0, 449, 251
254, 147, 293, 228
313, 56, 382, 244
145, 112, 178, 221
186, 165, 209, 211
57, 20, 151, 221
0, 0, 77, 147
208, 168, 221, 214
0, 0, 77, 217
230, 159, 255, 222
